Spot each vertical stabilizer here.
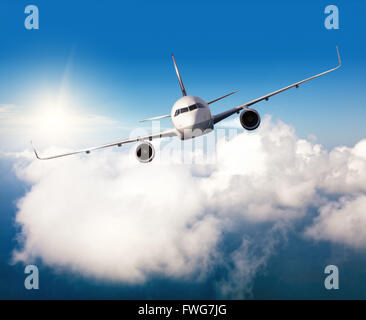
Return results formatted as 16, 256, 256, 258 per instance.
172, 54, 187, 96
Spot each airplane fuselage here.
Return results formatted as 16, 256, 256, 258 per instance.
171, 95, 213, 140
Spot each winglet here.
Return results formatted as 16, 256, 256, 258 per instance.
336, 46, 341, 67
172, 54, 187, 96
30, 141, 41, 160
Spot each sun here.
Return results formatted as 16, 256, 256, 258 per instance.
37, 105, 74, 132
30, 92, 79, 138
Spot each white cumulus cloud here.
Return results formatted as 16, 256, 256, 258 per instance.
9, 115, 366, 297
305, 195, 366, 248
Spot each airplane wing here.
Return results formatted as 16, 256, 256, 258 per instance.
213, 47, 341, 125
32, 128, 178, 160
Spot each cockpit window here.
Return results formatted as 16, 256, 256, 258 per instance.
174, 103, 205, 117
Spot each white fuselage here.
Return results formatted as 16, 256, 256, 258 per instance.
171, 96, 213, 140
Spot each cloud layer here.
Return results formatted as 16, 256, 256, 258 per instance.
11, 116, 366, 297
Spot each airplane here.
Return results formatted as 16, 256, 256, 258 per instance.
32, 47, 341, 163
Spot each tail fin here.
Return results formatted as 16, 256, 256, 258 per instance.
172, 54, 187, 96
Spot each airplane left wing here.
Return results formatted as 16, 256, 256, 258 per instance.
213, 47, 341, 124
32, 128, 178, 160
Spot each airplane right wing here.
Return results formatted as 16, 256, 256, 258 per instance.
213, 47, 341, 124
32, 128, 178, 160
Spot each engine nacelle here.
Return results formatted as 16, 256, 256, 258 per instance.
135, 142, 155, 163
240, 109, 261, 131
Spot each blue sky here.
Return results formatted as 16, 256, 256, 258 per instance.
0, 0, 365, 148
1, 0, 366, 300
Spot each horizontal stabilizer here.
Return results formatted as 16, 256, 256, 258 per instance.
207, 91, 238, 104
139, 114, 171, 122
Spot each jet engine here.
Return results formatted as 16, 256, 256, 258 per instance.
240, 109, 261, 131
135, 142, 155, 163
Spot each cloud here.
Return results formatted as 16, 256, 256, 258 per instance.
305, 195, 366, 249
13, 156, 221, 283
0, 105, 15, 119
217, 222, 288, 298
318, 140, 366, 195
10, 115, 366, 297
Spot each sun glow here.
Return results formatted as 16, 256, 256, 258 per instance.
22, 90, 118, 149
30, 93, 80, 138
